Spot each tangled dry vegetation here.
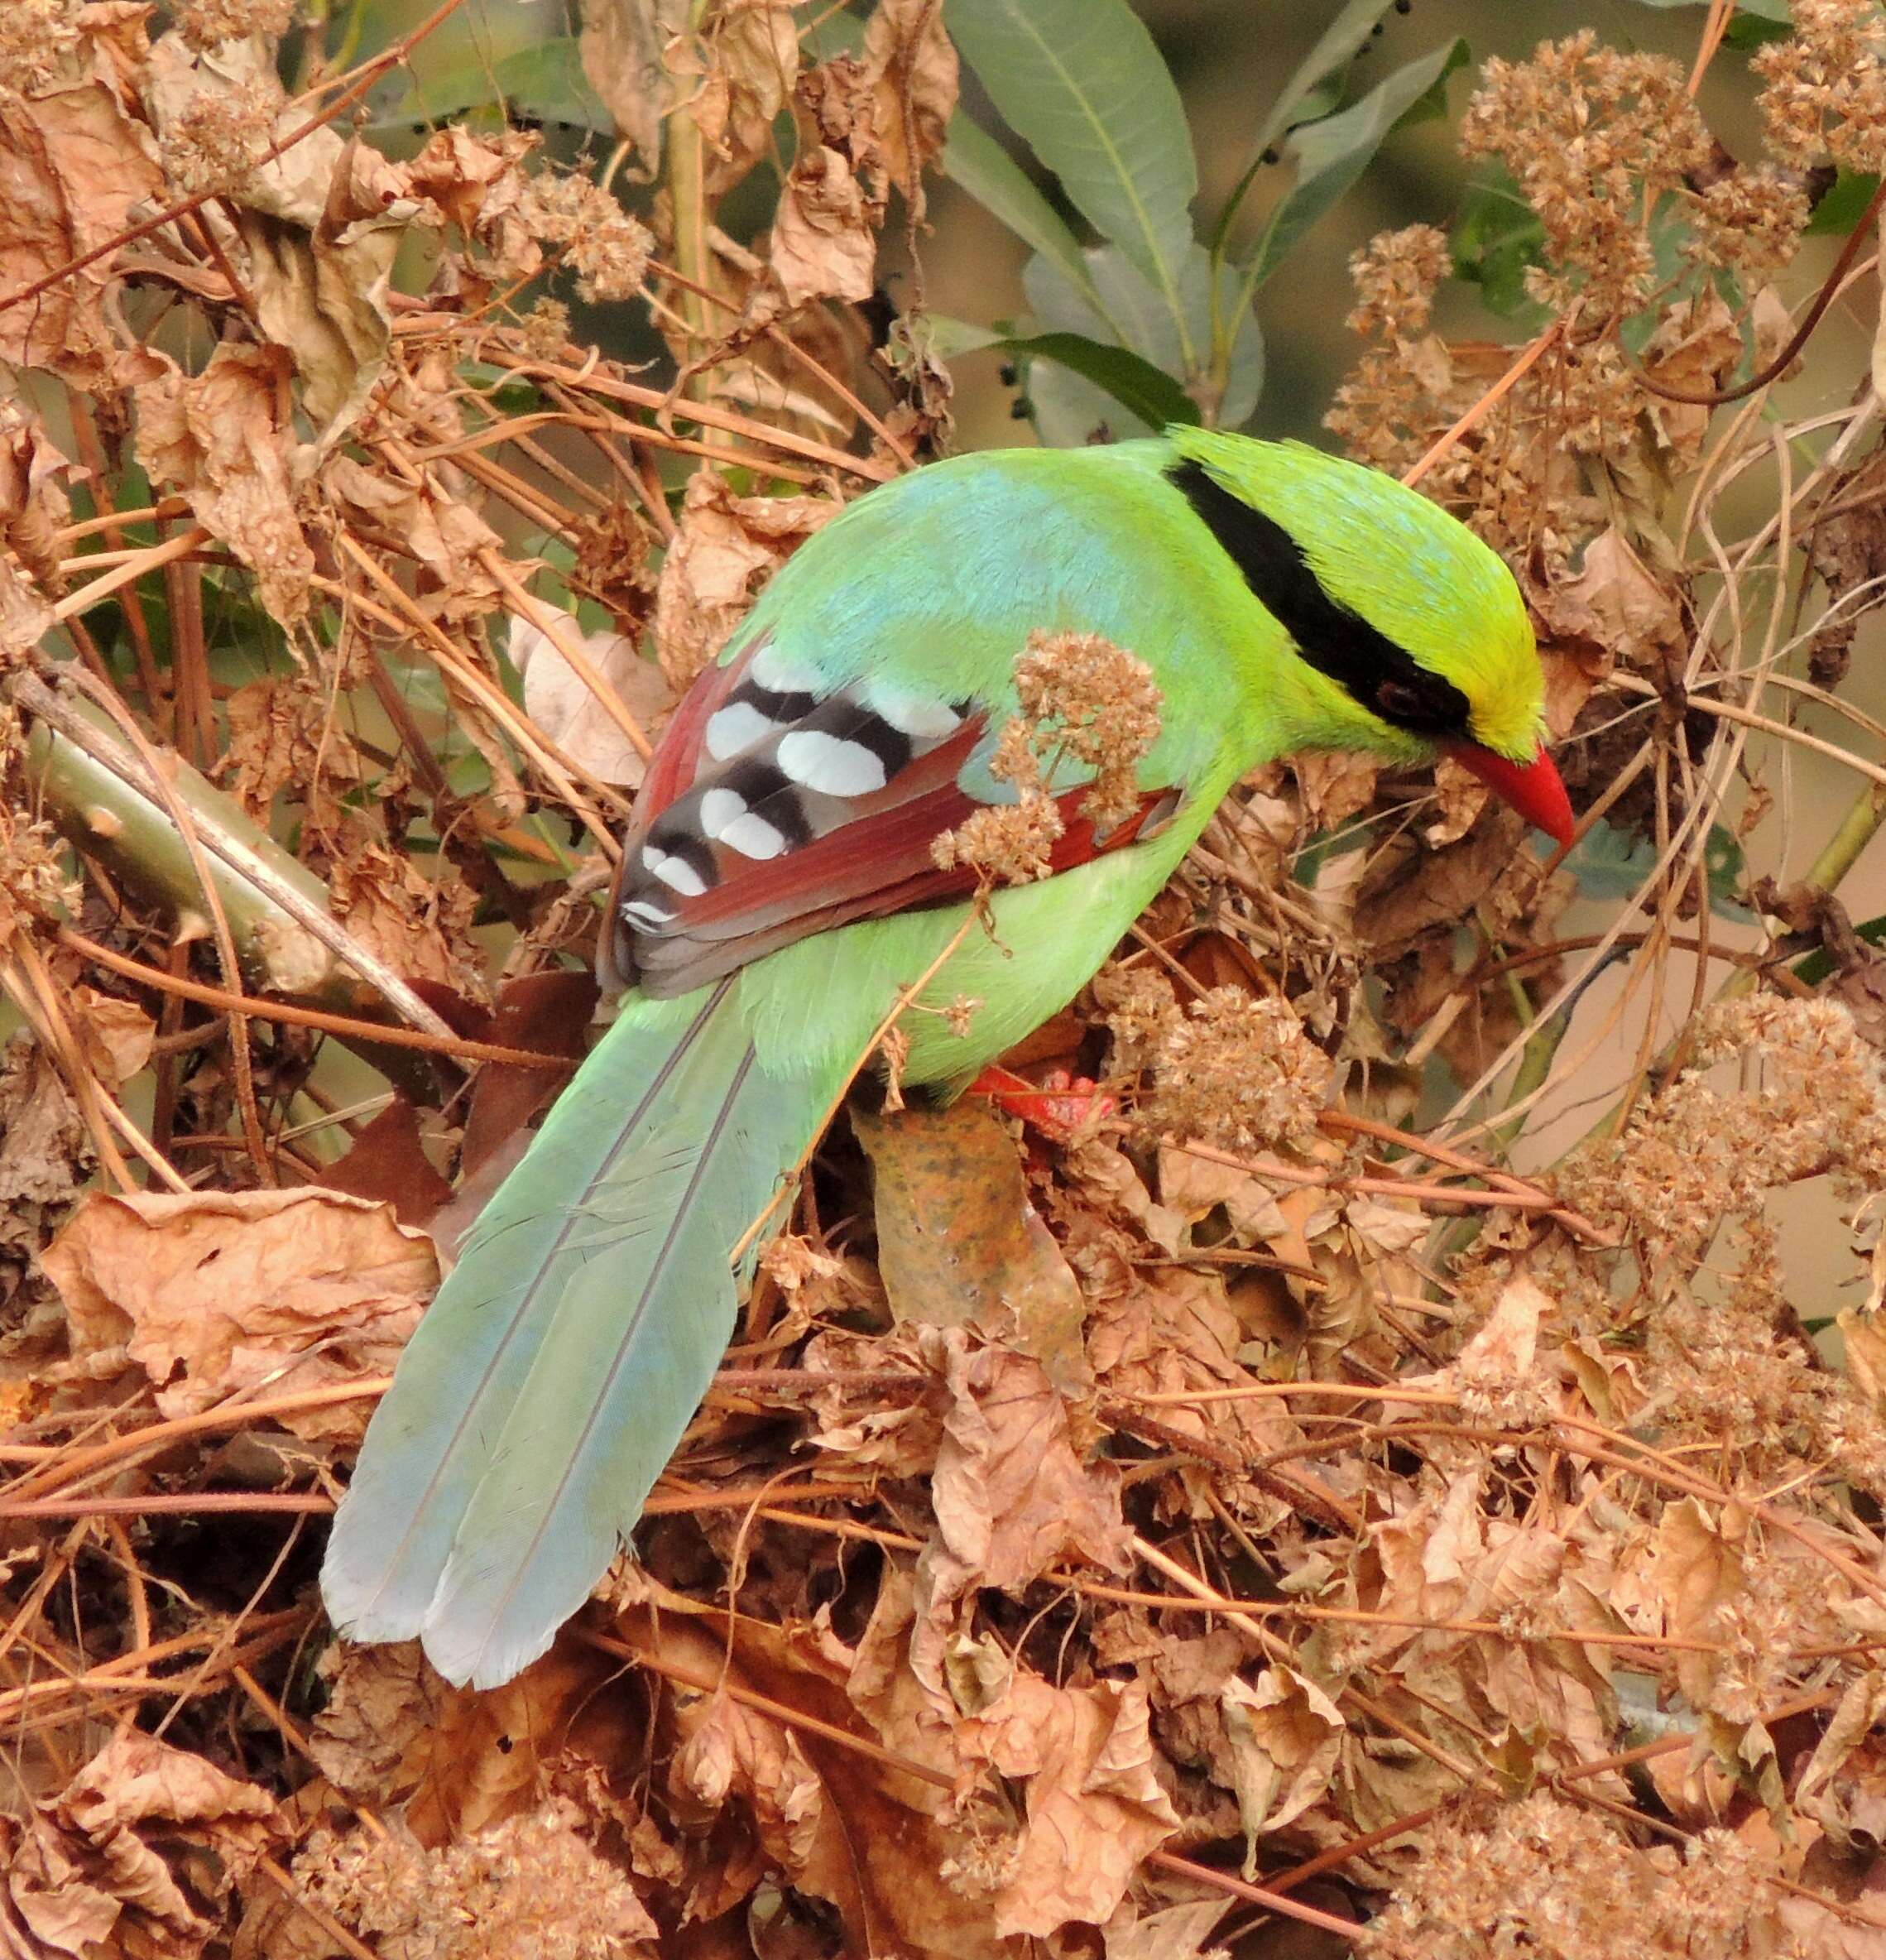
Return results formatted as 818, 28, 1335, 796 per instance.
11, 0, 1886, 1954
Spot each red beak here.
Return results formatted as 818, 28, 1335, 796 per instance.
1447, 740, 1575, 848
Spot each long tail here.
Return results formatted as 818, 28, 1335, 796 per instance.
320, 976, 832, 1689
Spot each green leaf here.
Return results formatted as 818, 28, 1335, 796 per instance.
1237, 37, 1468, 296
1020, 243, 1262, 443
1453, 171, 1548, 319
945, 0, 1198, 352
377, 35, 607, 132
1794, 911, 1886, 987
941, 114, 1105, 315
1628, 0, 1788, 16
1807, 170, 1882, 237
1210, 0, 1406, 258
1571, 820, 1753, 922
934, 319, 1200, 430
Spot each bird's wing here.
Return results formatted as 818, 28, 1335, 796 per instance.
606, 632, 1181, 997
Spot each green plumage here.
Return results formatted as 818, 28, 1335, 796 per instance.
322, 430, 1549, 1688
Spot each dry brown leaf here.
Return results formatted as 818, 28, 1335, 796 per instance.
769, 140, 879, 308
44, 1187, 437, 1442
627, 1602, 1002, 1959
218, 674, 363, 822
0, 394, 73, 585
0, 12, 166, 386
1103, 1897, 1231, 1960
316, 1095, 454, 1231
922, 1332, 1127, 1582
1640, 289, 1745, 464
862, 0, 959, 205
69, 982, 154, 1086
693, 0, 803, 195
512, 607, 676, 790
1648, 1496, 1749, 1717
0, 1730, 289, 1960
134, 342, 315, 627
1291, 748, 1380, 831
651, 469, 841, 685
962, 1673, 1181, 1938
857, 1098, 1090, 1395
1533, 525, 1682, 676
0, 1037, 92, 1305
324, 823, 492, 1005
580, 0, 688, 171
1219, 1666, 1345, 1864
322, 456, 506, 622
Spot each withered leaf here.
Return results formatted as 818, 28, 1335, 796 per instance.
769, 142, 879, 309
652, 469, 840, 685
513, 606, 676, 790
963, 1674, 1180, 1938
0, 17, 166, 386
44, 1187, 438, 1442
857, 1097, 1090, 1395
862, 0, 960, 204
1219, 1664, 1345, 1864
316, 1096, 454, 1232
133, 343, 315, 627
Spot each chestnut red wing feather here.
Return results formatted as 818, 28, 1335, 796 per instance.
606, 638, 1181, 997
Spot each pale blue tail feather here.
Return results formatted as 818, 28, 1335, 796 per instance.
320, 976, 832, 1689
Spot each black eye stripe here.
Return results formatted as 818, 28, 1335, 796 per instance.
1167, 459, 1471, 742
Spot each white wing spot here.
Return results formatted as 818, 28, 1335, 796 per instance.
621, 896, 676, 929
749, 644, 823, 694
705, 701, 780, 761
778, 728, 887, 796
861, 685, 962, 739
719, 813, 789, 860
643, 846, 708, 897
699, 787, 749, 838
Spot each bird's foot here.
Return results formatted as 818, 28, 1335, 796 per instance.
969, 1064, 1116, 1141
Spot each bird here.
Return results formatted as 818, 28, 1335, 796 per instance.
320, 425, 1574, 1690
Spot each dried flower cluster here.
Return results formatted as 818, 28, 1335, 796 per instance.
1128, 979, 1335, 1154
1365, 1794, 1783, 1959
933, 629, 1161, 883
1562, 997, 1886, 1263
517, 172, 654, 305
298, 1807, 655, 1960
1458, 32, 1711, 324
1754, 0, 1886, 173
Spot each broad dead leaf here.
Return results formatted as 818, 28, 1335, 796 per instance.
863, 0, 959, 205
580, 0, 689, 171
324, 821, 492, 1004
1, 1730, 287, 1960
218, 674, 363, 823
962, 1674, 1181, 1938
316, 1096, 454, 1231
857, 1098, 1090, 1395
769, 141, 879, 308
68, 982, 154, 1086
44, 1187, 438, 1442
134, 343, 315, 627
912, 1331, 1130, 1709
1220, 1666, 1345, 1864
0, 11, 166, 385
512, 607, 676, 790
0, 395, 73, 585
652, 469, 841, 685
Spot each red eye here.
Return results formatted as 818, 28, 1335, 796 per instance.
1375, 680, 1423, 721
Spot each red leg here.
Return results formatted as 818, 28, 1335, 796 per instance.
968, 1064, 1116, 1141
